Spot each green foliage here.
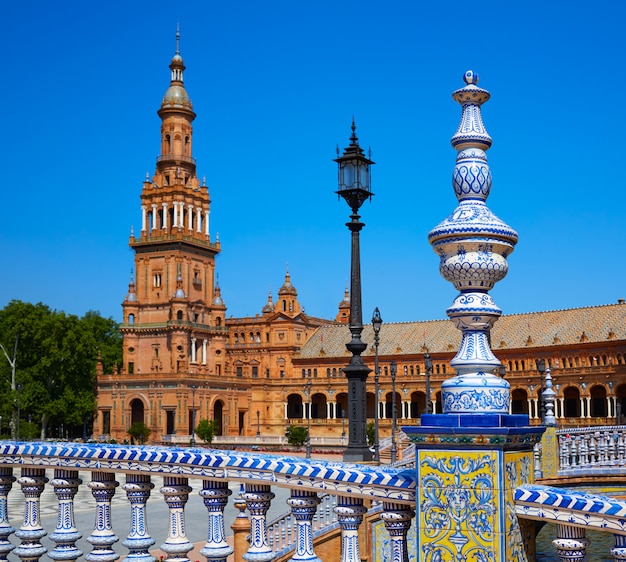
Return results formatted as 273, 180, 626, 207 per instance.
285, 424, 308, 447
128, 422, 151, 445
366, 422, 375, 446
0, 300, 122, 440
195, 419, 218, 444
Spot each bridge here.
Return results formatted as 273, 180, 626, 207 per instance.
0, 425, 625, 562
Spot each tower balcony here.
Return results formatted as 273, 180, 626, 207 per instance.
130, 231, 220, 253
156, 153, 196, 166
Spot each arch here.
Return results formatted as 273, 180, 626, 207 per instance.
130, 398, 145, 426
177, 310, 183, 321
128, 313, 135, 325
287, 394, 303, 419
366, 391, 376, 419
563, 386, 581, 418
434, 391, 443, 414
311, 393, 327, 419
511, 388, 529, 415
410, 391, 426, 418
216, 317, 222, 327
616, 384, 626, 423
213, 400, 224, 436
590, 384, 607, 417
335, 392, 348, 420
384, 391, 401, 419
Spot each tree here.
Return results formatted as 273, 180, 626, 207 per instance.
0, 301, 122, 440
366, 422, 375, 446
195, 419, 218, 444
128, 422, 151, 445
285, 424, 308, 447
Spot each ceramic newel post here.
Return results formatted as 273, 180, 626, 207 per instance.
404, 71, 544, 562
428, 70, 518, 415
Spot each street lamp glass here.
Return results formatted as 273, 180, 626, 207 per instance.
537, 358, 546, 372
424, 353, 432, 371
372, 307, 382, 334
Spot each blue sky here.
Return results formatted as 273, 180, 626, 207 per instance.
2, 1, 624, 324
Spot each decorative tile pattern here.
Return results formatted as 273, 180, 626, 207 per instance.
0, 442, 415, 504
417, 450, 498, 561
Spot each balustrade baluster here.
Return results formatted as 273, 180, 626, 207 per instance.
0, 467, 15, 562
576, 435, 590, 468
49, 469, 83, 562
559, 436, 569, 469
568, 436, 575, 469
14, 468, 48, 562
609, 431, 617, 464
122, 474, 155, 562
580, 435, 589, 467
286, 490, 321, 562
611, 533, 626, 562
280, 518, 286, 549
381, 502, 414, 562
553, 524, 588, 561
334, 496, 366, 562
199, 480, 233, 562
86, 472, 120, 562
242, 484, 275, 562
618, 432, 626, 466
159, 477, 193, 562
591, 432, 599, 466
534, 442, 542, 479
599, 431, 608, 466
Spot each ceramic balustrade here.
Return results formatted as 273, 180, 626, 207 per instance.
0, 442, 415, 562
515, 483, 626, 561
556, 426, 626, 475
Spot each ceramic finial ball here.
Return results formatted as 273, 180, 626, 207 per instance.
464, 70, 479, 85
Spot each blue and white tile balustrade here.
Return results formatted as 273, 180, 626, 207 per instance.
515, 484, 626, 561
0, 442, 416, 562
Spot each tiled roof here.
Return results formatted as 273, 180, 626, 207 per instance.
294, 303, 626, 359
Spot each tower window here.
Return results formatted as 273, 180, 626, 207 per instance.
128, 362, 134, 374
153, 273, 162, 288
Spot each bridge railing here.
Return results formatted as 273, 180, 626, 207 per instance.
555, 425, 626, 475
515, 483, 626, 560
0, 441, 415, 562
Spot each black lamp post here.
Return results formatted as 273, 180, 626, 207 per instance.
537, 358, 546, 423
335, 121, 375, 463
424, 353, 433, 415
256, 410, 260, 437
390, 361, 397, 464
372, 308, 382, 463
304, 373, 312, 459
189, 384, 198, 446
16, 383, 22, 441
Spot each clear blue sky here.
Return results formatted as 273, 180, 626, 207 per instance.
2, 1, 624, 324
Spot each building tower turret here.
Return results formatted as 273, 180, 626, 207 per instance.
100, 30, 228, 443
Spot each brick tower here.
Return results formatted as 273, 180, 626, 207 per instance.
96, 30, 229, 443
